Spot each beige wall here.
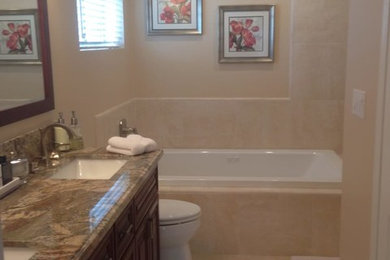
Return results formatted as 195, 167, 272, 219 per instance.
0, 0, 136, 146
340, 0, 384, 259
1, 0, 347, 151
95, 0, 346, 150
132, 0, 291, 98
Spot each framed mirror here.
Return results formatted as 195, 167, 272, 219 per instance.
0, 0, 54, 127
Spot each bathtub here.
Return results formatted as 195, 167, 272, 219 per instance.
159, 149, 342, 257
158, 149, 342, 189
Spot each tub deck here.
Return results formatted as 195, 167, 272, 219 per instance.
158, 149, 342, 189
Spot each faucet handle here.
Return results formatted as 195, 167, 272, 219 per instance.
119, 119, 138, 137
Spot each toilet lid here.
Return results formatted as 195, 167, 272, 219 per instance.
159, 199, 201, 225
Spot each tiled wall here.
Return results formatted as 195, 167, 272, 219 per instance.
160, 187, 341, 257
95, 0, 347, 152
96, 97, 344, 152
133, 98, 344, 151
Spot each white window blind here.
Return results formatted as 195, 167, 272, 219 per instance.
76, 0, 124, 50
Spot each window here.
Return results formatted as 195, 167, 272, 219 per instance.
76, 0, 124, 50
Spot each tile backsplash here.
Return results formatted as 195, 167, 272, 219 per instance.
0, 127, 49, 161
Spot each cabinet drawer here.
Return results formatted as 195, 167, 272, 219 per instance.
134, 169, 158, 228
115, 202, 135, 259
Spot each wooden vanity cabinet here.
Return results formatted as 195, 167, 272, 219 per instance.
135, 199, 159, 260
88, 168, 159, 260
87, 227, 116, 260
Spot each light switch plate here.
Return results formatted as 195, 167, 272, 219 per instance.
352, 89, 366, 118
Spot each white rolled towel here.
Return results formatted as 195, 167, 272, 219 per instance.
107, 136, 145, 155
107, 135, 158, 155
109, 135, 142, 149
139, 137, 157, 152
106, 145, 143, 156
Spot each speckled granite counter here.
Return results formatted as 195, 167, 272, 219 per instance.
0, 149, 163, 259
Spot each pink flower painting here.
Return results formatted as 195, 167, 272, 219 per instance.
0, 21, 33, 55
158, 0, 192, 24
228, 17, 263, 52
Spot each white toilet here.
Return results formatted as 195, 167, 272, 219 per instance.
159, 199, 201, 260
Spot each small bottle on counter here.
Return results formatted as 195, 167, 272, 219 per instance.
70, 111, 84, 150
0, 156, 13, 186
55, 112, 70, 152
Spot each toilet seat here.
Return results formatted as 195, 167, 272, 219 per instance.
159, 199, 201, 226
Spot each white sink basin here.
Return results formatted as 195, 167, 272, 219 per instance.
4, 247, 37, 260
51, 159, 127, 180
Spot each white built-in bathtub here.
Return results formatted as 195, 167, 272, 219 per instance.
158, 149, 342, 189
158, 149, 343, 256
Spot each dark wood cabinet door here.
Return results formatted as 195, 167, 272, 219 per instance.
120, 241, 137, 260
115, 203, 135, 259
88, 227, 115, 260
135, 199, 159, 260
88, 167, 160, 260
146, 200, 159, 260
135, 223, 148, 260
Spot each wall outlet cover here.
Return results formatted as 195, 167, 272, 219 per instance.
352, 89, 366, 119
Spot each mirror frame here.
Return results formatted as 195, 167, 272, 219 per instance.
0, 0, 54, 127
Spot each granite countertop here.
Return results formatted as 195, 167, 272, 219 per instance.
0, 148, 163, 260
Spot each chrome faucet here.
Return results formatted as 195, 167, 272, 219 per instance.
40, 123, 77, 167
119, 119, 138, 137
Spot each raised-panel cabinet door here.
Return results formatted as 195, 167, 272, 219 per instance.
135, 222, 148, 260
120, 241, 137, 260
88, 228, 115, 260
146, 201, 159, 260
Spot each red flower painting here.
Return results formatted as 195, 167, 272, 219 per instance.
229, 18, 261, 52
159, 0, 191, 24
1, 22, 32, 54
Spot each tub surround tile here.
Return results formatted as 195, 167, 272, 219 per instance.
291, 43, 346, 100
292, 0, 349, 44
129, 98, 344, 152
237, 192, 313, 255
0, 149, 162, 259
160, 188, 341, 257
310, 195, 341, 256
292, 100, 344, 152
94, 99, 136, 147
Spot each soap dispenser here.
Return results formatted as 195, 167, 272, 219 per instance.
55, 112, 70, 151
70, 111, 84, 150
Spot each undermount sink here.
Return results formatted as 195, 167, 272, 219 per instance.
3, 247, 37, 260
50, 159, 127, 180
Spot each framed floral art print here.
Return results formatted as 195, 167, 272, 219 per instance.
147, 0, 202, 35
219, 5, 275, 63
0, 9, 40, 64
